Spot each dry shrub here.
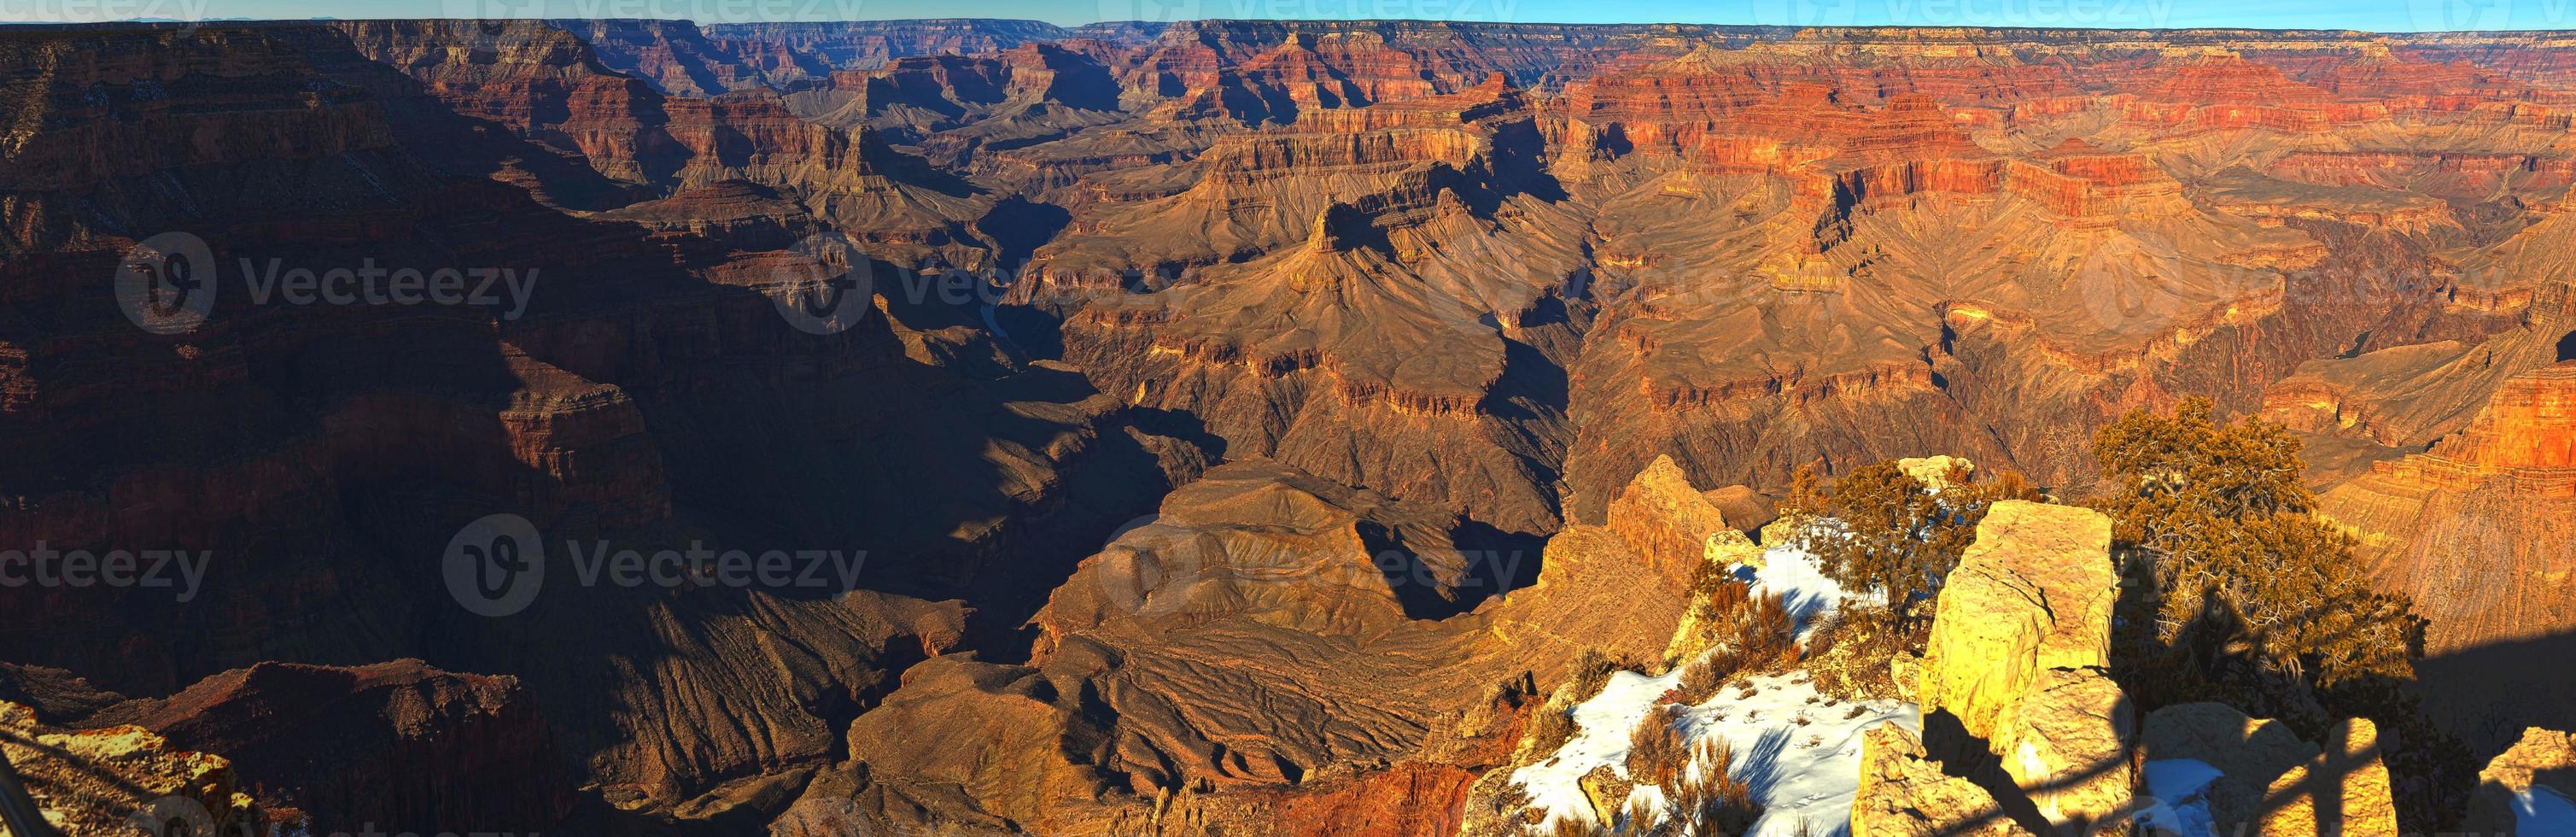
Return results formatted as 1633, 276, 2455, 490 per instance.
1674, 588, 1801, 707
1568, 648, 1635, 705
1625, 703, 1691, 787
1662, 737, 1763, 837
1675, 657, 1726, 705
1686, 559, 1752, 623
1525, 704, 1578, 759
1621, 795, 1660, 835
1731, 591, 1797, 668
1802, 602, 1932, 703
1536, 814, 1611, 837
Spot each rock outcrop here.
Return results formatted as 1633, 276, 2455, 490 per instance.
2257, 718, 2400, 837
820, 456, 1709, 834
2465, 728, 2576, 836
1854, 724, 2035, 837
1917, 501, 2120, 741
81, 660, 573, 834
2139, 702, 2321, 834
1609, 454, 1749, 582
1, 700, 278, 837
1862, 501, 2133, 836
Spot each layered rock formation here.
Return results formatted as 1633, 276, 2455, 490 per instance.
803, 455, 1721, 834
0, 21, 1171, 832
78, 660, 573, 834
9, 17, 2576, 836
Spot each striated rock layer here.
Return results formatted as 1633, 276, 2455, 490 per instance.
11, 17, 2576, 836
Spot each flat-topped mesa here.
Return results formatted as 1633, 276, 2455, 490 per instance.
2266, 150, 2576, 200
2429, 363, 2576, 475
1184, 127, 1483, 200
2116, 54, 2389, 131
1288, 73, 1528, 133
2320, 362, 2576, 654
2347, 362, 2576, 498
695, 19, 1081, 85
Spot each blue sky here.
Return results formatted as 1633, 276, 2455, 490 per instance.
3, 0, 2566, 32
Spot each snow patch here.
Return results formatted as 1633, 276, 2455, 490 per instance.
1736, 544, 1849, 643
2514, 784, 2576, 837
2136, 758, 2224, 837
1510, 547, 1910, 836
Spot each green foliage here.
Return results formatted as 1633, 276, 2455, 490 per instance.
2087, 398, 2422, 701
1804, 459, 2041, 618
2087, 398, 2470, 831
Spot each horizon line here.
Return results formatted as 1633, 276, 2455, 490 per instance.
2, 15, 2571, 34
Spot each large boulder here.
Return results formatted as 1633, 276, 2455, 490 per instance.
2139, 702, 2319, 832
1864, 501, 2132, 836
2001, 668, 2136, 832
2465, 727, 2576, 835
1919, 501, 2119, 741
1853, 724, 2035, 837
1898, 455, 1977, 492
2256, 718, 2398, 837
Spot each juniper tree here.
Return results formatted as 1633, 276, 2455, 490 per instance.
2088, 399, 2468, 831
1805, 459, 2039, 621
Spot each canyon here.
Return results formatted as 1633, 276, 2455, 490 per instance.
2, 16, 2573, 836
